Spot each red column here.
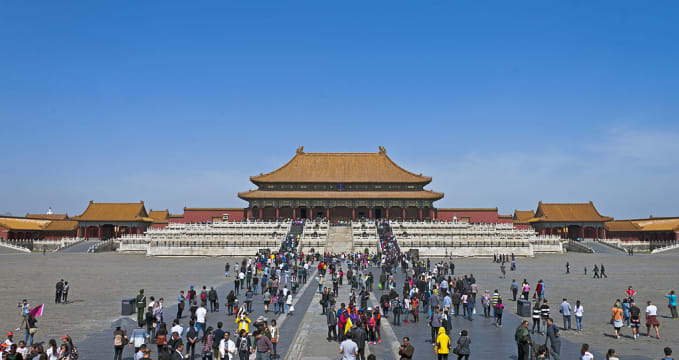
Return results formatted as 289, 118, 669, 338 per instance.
76, 227, 81, 238
430, 208, 435, 220
386, 208, 389, 220
97, 226, 102, 240
352, 208, 356, 221
293, 207, 297, 219
326, 208, 330, 220
549, 228, 553, 235
259, 208, 263, 220
309, 207, 314, 220
579, 226, 585, 240
368, 208, 373, 219
275, 207, 280, 220
419, 208, 423, 221
247, 208, 252, 220
402, 208, 406, 221
541, 228, 546, 235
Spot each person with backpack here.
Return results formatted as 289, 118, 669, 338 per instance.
235, 329, 252, 360
113, 326, 126, 360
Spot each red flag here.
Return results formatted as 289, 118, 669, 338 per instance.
29, 304, 44, 317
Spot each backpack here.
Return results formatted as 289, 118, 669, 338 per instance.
201, 292, 207, 301
114, 333, 123, 346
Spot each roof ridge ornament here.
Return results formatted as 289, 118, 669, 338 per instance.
378, 146, 386, 154
296, 146, 304, 155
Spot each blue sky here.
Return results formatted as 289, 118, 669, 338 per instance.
1, 1, 677, 219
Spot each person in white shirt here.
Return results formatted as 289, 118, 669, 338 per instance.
580, 343, 594, 360
170, 319, 183, 340
219, 331, 237, 360
645, 301, 660, 338
196, 302, 208, 338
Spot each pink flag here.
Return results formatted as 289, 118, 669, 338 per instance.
29, 304, 44, 317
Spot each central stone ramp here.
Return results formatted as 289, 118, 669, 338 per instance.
326, 226, 353, 254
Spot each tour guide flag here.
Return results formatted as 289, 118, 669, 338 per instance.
344, 317, 352, 334
29, 304, 44, 317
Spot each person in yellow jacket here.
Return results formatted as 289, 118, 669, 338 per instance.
236, 312, 251, 333
435, 327, 451, 359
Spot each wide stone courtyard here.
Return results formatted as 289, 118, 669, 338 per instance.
1, 246, 677, 359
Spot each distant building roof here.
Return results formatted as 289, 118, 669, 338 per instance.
438, 208, 498, 212
529, 201, 612, 223
238, 190, 444, 200
44, 220, 79, 231
605, 220, 642, 232
72, 201, 152, 222
25, 213, 69, 220
148, 210, 170, 224
0, 216, 50, 231
632, 217, 679, 232
513, 210, 535, 223
250, 146, 432, 184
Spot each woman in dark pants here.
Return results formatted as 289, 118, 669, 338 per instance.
455, 329, 471, 360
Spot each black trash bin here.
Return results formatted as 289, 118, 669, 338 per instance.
517, 299, 531, 317
122, 298, 136, 315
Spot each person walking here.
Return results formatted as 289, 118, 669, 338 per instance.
177, 291, 186, 320
629, 302, 642, 340
611, 300, 624, 339
662, 347, 674, 360
482, 291, 491, 318
327, 304, 338, 341
510, 280, 518, 301
559, 299, 572, 330
667, 290, 678, 319
435, 327, 450, 360
494, 298, 504, 327
531, 302, 541, 334
113, 326, 126, 360
270, 319, 279, 358
545, 318, 561, 360
645, 300, 660, 339
454, 330, 470, 360
429, 307, 441, 345
339, 333, 358, 360
580, 344, 594, 360
514, 320, 531, 360
55, 279, 64, 304
574, 300, 584, 332
600, 264, 607, 278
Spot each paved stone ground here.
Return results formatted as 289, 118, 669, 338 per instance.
2, 251, 678, 359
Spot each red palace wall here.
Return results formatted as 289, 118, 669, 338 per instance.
0, 228, 8, 240
437, 209, 507, 224
176, 209, 246, 223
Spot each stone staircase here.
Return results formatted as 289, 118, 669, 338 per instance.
326, 225, 354, 254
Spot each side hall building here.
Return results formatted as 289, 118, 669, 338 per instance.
238, 146, 444, 221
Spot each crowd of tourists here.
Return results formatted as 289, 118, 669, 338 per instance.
115, 250, 316, 360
